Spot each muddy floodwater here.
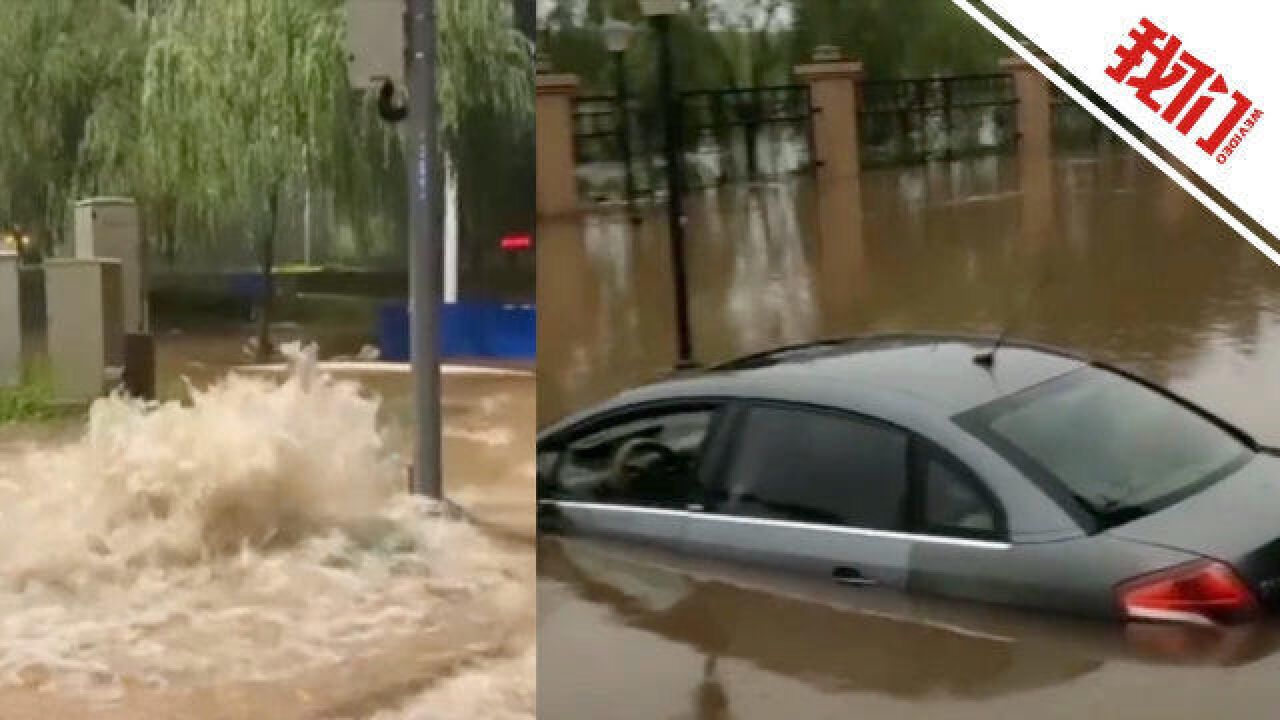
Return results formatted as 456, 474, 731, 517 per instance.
538, 151, 1280, 718
0, 343, 534, 719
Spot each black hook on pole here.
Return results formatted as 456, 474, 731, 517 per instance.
377, 79, 409, 123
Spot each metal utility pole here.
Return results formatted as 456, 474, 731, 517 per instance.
513, 0, 536, 42
651, 13, 695, 368
407, 0, 442, 498
613, 53, 637, 214
603, 19, 637, 217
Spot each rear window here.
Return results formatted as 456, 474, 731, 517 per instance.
960, 366, 1251, 530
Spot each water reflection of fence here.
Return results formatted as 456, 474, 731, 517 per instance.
679, 85, 814, 189
858, 74, 1018, 167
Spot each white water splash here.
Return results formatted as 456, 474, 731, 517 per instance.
373, 647, 535, 720
0, 344, 525, 700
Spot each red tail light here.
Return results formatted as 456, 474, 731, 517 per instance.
501, 234, 532, 252
1117, 560, 1260, 626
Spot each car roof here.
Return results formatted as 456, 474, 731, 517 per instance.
539, 335, 1098, 542
594, 334, 1088, 424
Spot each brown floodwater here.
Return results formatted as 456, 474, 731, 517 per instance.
0, 339, 534, 719
537, 149, 1280, 718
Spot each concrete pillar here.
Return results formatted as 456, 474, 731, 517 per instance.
74, 197, 146, 333
1018, 150, 1056, 249
795, 56, 867, 333
536, 73, 581, 220
0, 252, 19, 387
1156, 164, 1189, 228
795, 58, 864, 191
1000, 56, 1054, 159
45, 259, 125, 402
535, 216, 599, 424
1002, 57, 1057, 246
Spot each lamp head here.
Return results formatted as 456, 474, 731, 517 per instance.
603, 18, 633, 54
640, 0, 680, 17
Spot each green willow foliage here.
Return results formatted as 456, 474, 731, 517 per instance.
0, 0, 531, 264
541, 0, 1006, 94
0, 0, 138, 244
790, 0, 1007, 79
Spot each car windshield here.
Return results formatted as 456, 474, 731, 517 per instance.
963, 366, 1251, 529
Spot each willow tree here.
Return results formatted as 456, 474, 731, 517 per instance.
0, 0, 141, 250
104, 0, 347, 358
86, 0, 530, 360
437, 0, 534, 300
790, 0, 1005, 77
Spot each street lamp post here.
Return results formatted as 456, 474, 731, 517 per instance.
603, 19, 638, 218
640, 0, 695, 369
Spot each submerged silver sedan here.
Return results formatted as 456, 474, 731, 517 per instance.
538, 334, 1280, 626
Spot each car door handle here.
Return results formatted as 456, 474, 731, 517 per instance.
832, 566, 878, 587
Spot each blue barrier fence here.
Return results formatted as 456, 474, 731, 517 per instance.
229, 272, 268, 300
378, 301, 536, 361
217, 272, 536, 361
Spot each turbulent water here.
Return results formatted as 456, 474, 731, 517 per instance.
372, 647, 536, 720
0, 345, 533, 716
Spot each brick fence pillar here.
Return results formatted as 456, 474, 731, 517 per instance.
536, 73, 581, 220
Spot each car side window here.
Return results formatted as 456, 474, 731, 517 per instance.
550, 409, 715, 508
917, 447, 1004, 541
719, 405, 909, 531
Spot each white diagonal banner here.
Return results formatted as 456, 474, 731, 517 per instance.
953, 1, 1279, 264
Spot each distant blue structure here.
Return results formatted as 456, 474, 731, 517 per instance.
229, 272, 268, 300
378, 303, 412, 361
378, 301, 535, 361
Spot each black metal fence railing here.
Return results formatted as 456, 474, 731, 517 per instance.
1051, 85, 1115, 152
570, 73, 1134, 204
858, 74, 1018, 168
571, 84, 815, 205
678, 84, 814, 189
572, 94, 620, 162
573, 94, 634, 203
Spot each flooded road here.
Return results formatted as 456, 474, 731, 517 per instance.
539, 537, 1280, 720
0, 342, 534, 718
538, 151, 1280, 439
538, 149, 1280, 718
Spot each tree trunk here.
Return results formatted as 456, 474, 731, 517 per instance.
162, 222, 177, 265
255, 190, 279, 363
160, 201, 178, 265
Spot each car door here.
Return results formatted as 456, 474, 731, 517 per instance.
539, 402, 723, 549
685, 401, 916, 589
902, 437, 1014, 601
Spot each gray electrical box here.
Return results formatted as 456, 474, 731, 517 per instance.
0, 252, 19, 388
75, 197, 146, 333
45, 259, 125, 402
345, 0, 406, 88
